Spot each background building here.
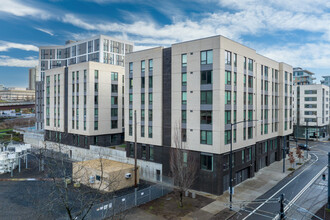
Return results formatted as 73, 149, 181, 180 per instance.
124, 35, 293, 195
29, 67, 37, 90
35, 35, 133, 130
44, 62, 125, 147
0, 88, 35, 101
293, 84, 330, 140
293, 67, 315, 85
321, 76, 330, 87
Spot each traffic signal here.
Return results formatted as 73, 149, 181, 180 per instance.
322, 173, 326, 181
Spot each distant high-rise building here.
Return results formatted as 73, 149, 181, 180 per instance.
293, 67, 315, 85
321, 76, 330, 87
29, 66, 37, 90
35, 35, 133, 130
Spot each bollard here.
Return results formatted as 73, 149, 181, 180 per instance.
191, 192, 196, 199
185, 191, 189, 197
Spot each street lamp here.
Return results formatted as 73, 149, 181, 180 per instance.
229, 119, 260, 211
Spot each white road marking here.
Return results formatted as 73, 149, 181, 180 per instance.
242, 153, 319, 220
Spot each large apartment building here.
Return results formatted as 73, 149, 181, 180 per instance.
36, 35, 133, 130
293, 84, 330, 140
124, 36, 293, 195
293, 67, 315, 85
44, 62, 126, 147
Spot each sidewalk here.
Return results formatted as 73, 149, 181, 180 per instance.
185, 150, 311, 219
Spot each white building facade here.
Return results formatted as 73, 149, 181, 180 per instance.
293, 84, 330, 140
124, 36, 293, 195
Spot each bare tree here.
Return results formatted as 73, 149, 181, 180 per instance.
288, 151, 295, 168
170, 123, 198, 207
296, 147, 303, 163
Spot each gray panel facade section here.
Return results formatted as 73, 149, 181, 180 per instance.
35, 81, 44, 130
162, 47, 172, 147
64, 67, 69, 133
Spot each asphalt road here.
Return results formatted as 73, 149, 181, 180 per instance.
232, 141, 329, 220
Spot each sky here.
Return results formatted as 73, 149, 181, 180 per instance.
0, 0, 330, 88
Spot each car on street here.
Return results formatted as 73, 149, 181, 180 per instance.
298, 144, 310, 151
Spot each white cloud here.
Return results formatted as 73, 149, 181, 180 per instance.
0, 41, 39, 52
0, 0, 50, 19
0, 55, 38, 67
35, 27, 54, 36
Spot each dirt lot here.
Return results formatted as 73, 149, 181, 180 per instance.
139, 190, 214, 219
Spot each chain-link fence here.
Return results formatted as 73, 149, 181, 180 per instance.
58, 183, 172, 220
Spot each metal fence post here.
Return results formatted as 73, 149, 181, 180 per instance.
149, 186, 151, 201
134, 188, 137, 206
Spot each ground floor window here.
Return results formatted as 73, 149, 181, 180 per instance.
200, 153, 213, 171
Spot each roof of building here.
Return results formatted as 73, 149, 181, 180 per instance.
73, 158, 134, 173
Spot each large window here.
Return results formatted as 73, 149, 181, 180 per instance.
141, 60, 145, 72
201, 91, 212, 104
248, 76, 253, 88
182, 54, 187, 67
148, 110, 153, 121
182, 110, 187, 123
141, 77, 145, 88
182, 72, 187, 86
149, 93, 153, 105
248, 58, 253, 71
201, 50, 213, 65
225, 91, 231, 105
224, 130, 231, 145
149, 76, 153, 88
200, 154, 213, 171
129, 62, 133, 73
225, 71, 231, 85
141, 109, 145, 121
248, 93, 253, 105
148, 126, 152, 138
201, 111, 212, 124
305, 97, 317, 101
111, 108, 118, 117
225, 110, 231, 124
225, 51, 231, 65
201, 70, 212, 84
148, 59, 153, 71
182, 91, 187, 105
141, 93, 145, 104
248, 127, 253, 139
111, 72, 118, 81
248, 110, 253, 121
200, 130, 212, 145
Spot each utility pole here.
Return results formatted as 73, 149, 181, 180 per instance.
279, 194, 285, 219
134, 110, 138, 188
305, 120, 308, 147
282, 145, 285, 173
328, 152, 330, 209
229, 123, 233, 211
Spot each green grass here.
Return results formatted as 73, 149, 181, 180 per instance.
119, 144, 126, 148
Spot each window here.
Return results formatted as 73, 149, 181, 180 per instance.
182, 72, 187, 86
225, 51, 231, 65
141, 60, 145, 72
148, 126, 152, 138
201, 111, 212, 124
182, 91, 187, 105
141, 77, 145, 88
111, 120, 118, 129
129, 78, 133, 89
141, 93, 145, 104
234, 53, 237, 67
201, 50, 213, 65
234, 110, 237, 123
182, 54, 187, 67
305, 97, 317, 101
225, 110, 231, 124
148, 109, 153, 121
233, 129, 236, 143
200, 154, 213, 171
149, 76, 153, 88
234, 72, 237, 86
225, 71, 231, 85
142, 145, 147, 159
111, 96, 118, 105
129, 62, 133, 73
111, 72, 118, 81
234, 91, 237, 104
148, 59, 153, 71
149, 93, 153, 105
248, 58, 253, 71
94, 121, 98, 130
111, 108, 118, 117
94, 96, 98, 105
248, 76, 253, 88
141, 125, 145, 137
248, 93, 253, 105
201, 130, 212, 145
182, 110, 187, 123
129, 109, 133, 120
182, 129, 187, 142
264, 124, 268, 134
244, 57, 247, 70
244, 75, 247, 87
248, 127, 253, 139
201, 91, 212, 104
94, 83, 98, 92
129, 125, 133, 136
149, 146, 154, 160
225, 91, 231, 104
94, 108, 98, 117
201, 70, 212, 84
225, 130, 231, 145
242, 150, 245, 163
129, 94, 133, 104
304, 90, 317, 94
243, 127, 246, 140
248, 110, 253, 121
94, 70, 98, 79
111, 84, 118, 93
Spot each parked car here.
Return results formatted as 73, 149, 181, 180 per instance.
298, 144, 310, 151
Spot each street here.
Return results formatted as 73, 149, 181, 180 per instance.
231, 141, 329, 219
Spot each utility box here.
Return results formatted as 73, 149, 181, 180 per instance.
72, 158, 139, 192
